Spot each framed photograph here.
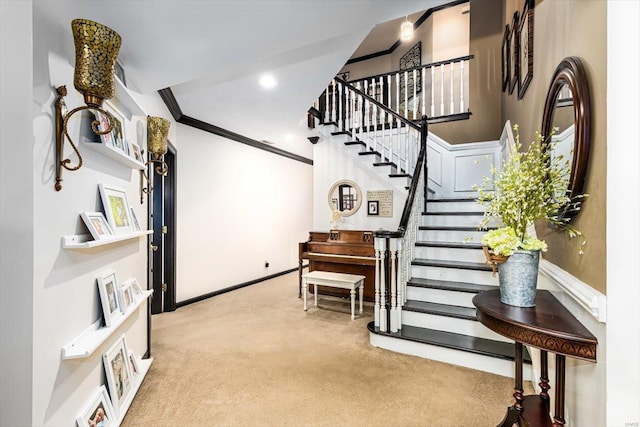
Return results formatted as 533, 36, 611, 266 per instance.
509, 11, 519, 94
130, 141, 142, 163
103, 335, 134, 412
94, 102, 127, 153
99, 184, 134, 235
80, 212, 114, 241
129, 207, 141, 231
76, 385, 116, 427
518, 0, 534, 100
501, 24, 510, 92
118, 279, 136, 314
128, 350, 140, 377
368, 200, 379, 216
129, 278, 145, 299
97, 270, 123, 327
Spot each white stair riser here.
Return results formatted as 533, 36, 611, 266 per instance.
419, 229, 486, 243
401, 311, 512, 343
426, 201, 484, 213
414, 246, 486, 263
370, 332, 532, 380
406, 286, 477, 307
422, 214, 486, 227
411, 265, 497, 286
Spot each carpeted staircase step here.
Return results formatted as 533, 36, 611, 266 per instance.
404, 300, 477, 321
367, 322, 532, 364
415, 241, 483, 250
407, 277, 495, 294
412, 258, 493, 272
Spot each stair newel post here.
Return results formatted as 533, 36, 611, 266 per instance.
389, 237, 399, 332
374, 236, 383, 330
396, 238, 404, 330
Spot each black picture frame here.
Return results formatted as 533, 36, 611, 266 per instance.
368, 200, 379, 216
501, 24, 510, 92
509, 11, 519, 95
518, 0, 534, 100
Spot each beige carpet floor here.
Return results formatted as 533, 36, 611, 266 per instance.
123, 271, 532, 427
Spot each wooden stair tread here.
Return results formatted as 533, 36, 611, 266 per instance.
331, 130, 351, 136
367, 322, 532, 364
427, 198, 478, 203
415, 241, 483, 250
404, 300, 477, 321
419, 225, 497, 231
422, 211, 485, 216
407, 277, 495, 293
412, 258, 493, 272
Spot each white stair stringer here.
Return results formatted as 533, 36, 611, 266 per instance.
370, 332, 531, 380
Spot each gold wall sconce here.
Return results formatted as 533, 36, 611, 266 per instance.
54, 19, 122, 191
140, 116, 170, 202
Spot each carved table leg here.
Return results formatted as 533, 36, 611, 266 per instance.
497, 341, 524, 427
303, 279, 308, 311
359, 280, 364, 314
539, 350, 551, 404
553, 354, 566, 426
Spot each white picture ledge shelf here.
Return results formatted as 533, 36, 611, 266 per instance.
62, 230, 153, 249
81, 138, 146, 170
62, 289, 153, 360
117, 357, 153, 423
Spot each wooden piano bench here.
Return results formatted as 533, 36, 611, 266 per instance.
301, 271, 365, 320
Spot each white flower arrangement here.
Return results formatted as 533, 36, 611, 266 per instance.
474, 125, 586, 257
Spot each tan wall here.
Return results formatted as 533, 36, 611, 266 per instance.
430, 0, 504, 143
502, 0, 607, 293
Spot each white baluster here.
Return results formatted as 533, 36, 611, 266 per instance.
460, 60, 465, 113
405, 126, 410, 173
422, 68, 426, 118
404, 70, 409, 120
431, 67, 435, 117
450, 62, 455, 114
440, 65, 445, 116
387, 75, 392, 115
395, 72, 400, 114
412, 69, 417, 120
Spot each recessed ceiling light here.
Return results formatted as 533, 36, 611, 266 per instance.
259, 74, 277, 89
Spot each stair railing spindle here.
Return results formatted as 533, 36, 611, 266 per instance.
460, 60, 465, 113
431, 67, 435, 117
412, 69, 417, 120
422, 68, 426, 118
450, 62, 455, 114
440, 65, 445, 116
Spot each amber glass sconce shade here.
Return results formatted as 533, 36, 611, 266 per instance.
141, 116, 171, 201
54, 19, 121, 191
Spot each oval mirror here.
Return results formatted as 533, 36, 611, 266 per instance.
328, 179, 362, 217
541, 56, 591, 221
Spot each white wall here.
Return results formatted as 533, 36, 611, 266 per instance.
0, 1, 34, 426
312, 131, 406, 232
176, 124, 313, 302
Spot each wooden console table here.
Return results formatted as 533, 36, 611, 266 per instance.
473, 290, 597, 426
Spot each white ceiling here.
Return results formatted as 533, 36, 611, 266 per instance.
36, 0, 453, 156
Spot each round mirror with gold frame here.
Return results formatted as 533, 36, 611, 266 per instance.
328, 179, 362, 217
541, 56, 591, 221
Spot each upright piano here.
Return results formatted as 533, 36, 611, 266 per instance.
298, 230, 376, 301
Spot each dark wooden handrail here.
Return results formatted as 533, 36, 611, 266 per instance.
334, 77, 421, 132
375, 116, 427, 240
347, 54, 474, 86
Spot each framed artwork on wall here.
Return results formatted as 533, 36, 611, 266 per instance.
399, 41, 422, 102
97, 269, 123, 327
99, 184, 134, 235
80, 212, 114, 240
103, 335, 134, 412
76, 385, 116, 427
93, 102, 127, 154
518, 0, 534, 99
367, 200, 379, 216
509, 11, 519, 95
501, 24, 510, 92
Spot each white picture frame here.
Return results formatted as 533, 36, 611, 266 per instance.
103, 335, 134, 413
93, 101, 127, 154
118, 279, 136, 314
129, 207, 141, 231
80, 211, 114, 240
99, 184, 133, 235
129, 278, 145, 299
130, 141, 142, 163
97, 270, 123, 327
128, 350, 140, 378
76, 385, 116, 427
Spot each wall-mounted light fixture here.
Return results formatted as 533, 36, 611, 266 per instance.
54, 19, 122, 191
400, 16, 414, 41
140, 116, 170, 201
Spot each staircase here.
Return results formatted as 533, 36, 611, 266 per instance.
368, 197, 532, 379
